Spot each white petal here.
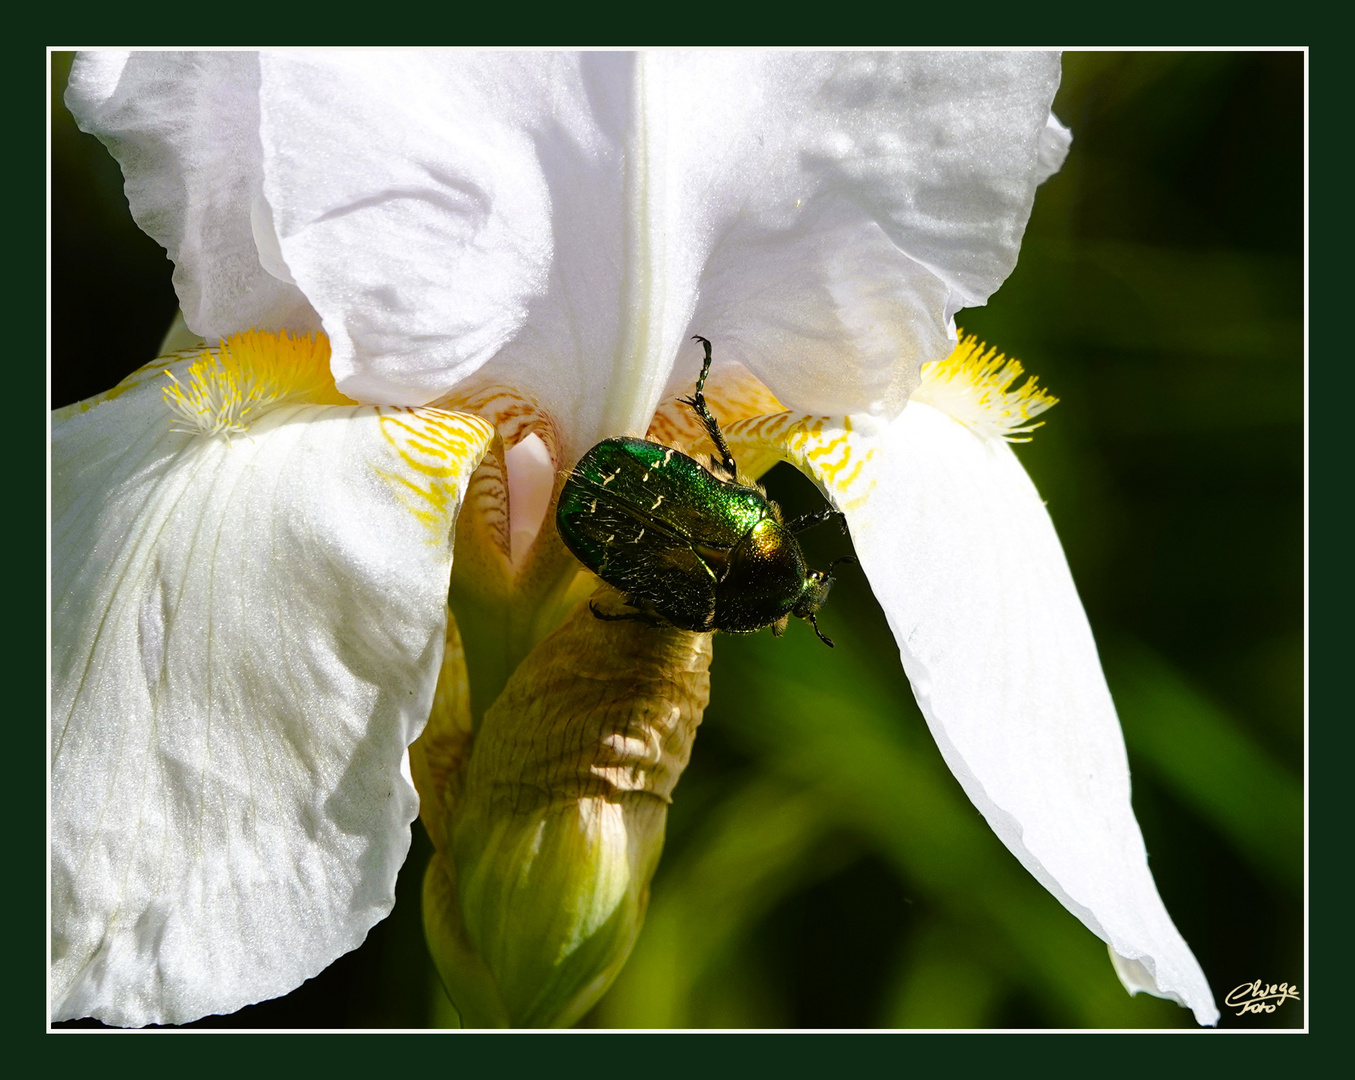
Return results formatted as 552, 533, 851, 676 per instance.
64, 52, 320, 340
51, 354, 494, 1025
727, 405, 1219, 1026
1035, 112, 1073, 185
671, 51, 1066, 417
73, 51, 1064, 454
256, 52, 566, 409
265, 51, 1062, 438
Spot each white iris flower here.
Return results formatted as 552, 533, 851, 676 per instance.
53, 50, 1217, 1027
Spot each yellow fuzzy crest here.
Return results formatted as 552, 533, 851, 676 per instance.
912, 334, 1057, 442
162, 330, 352, 437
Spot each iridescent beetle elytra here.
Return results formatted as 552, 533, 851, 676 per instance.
555, 336, 854, 646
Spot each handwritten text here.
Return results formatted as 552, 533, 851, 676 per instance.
1224, 980, 1301, 1016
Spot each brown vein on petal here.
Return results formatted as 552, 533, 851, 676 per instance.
435, 381, 562, 464
453, 445, 514, 575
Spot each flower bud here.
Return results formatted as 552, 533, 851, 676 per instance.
434, 596, 712, 1027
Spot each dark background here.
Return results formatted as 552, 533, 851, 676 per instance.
51, 51, 1304, 1029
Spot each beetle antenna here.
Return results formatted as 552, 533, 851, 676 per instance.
807, 612, 835, 648
684, 335, 738, 480
829, 555, 859, 574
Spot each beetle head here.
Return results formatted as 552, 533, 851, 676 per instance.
793, 556, 858, 647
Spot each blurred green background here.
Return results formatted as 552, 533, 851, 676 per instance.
51, 51, 1304, 1029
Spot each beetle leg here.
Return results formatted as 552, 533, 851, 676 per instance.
786, 508, 848, 535
683, 335, 738, 481
588, 600, 669, 629
805, 612, 836, 648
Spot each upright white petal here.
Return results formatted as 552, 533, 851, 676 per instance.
726, 404, 1219, 1027
261, 51, 1061, 443
51, 342, 494, 1025
70, 51, 1062, 460
256, 52, 571, 411
671, 51, 1064, 416
64, 53, 320, 337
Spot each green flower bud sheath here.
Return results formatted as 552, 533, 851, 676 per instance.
416, 586, 712, 1027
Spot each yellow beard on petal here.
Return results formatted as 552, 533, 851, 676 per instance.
161, 329, 354, 437
911, 333, 1058, 443
155, 329, 498, 546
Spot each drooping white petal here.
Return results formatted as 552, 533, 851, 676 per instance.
64, 52, 320, 338
71, 51, 1064, 459
51, 344, 494, 1026
725, 405, 1219, 1027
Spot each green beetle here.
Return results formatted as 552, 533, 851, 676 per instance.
556, 336, 853, 646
